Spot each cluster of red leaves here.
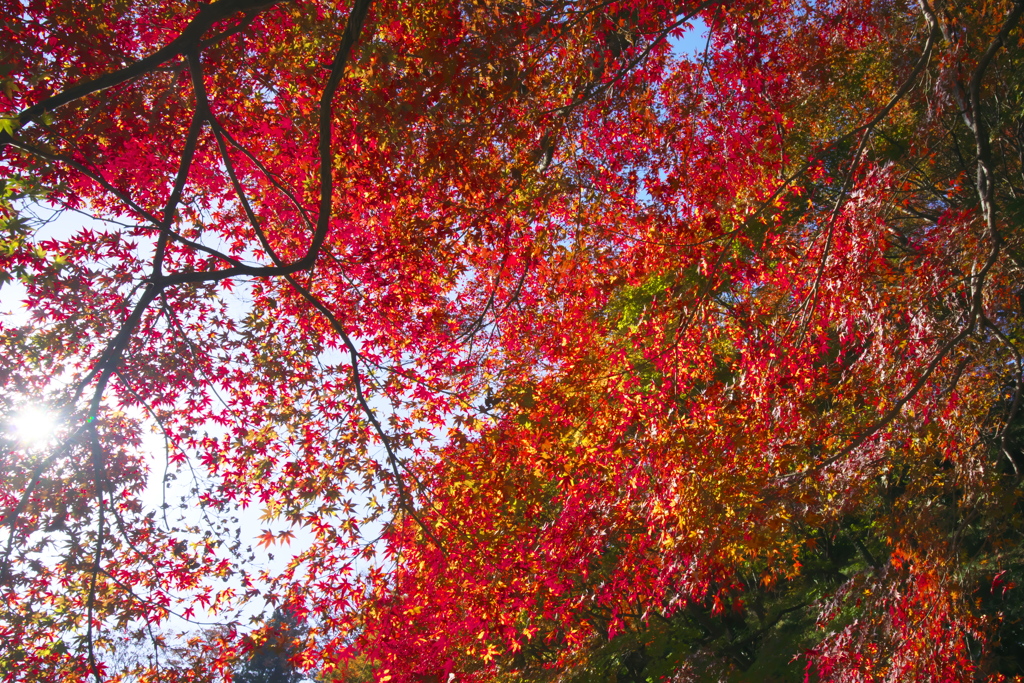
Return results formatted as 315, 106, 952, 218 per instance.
3, 0, 1024, 681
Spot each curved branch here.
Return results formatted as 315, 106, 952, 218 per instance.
0, 0, 283, 143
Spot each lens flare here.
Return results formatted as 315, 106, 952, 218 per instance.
10, 406, 59, 448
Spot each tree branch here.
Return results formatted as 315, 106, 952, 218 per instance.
0, 0, 284, 143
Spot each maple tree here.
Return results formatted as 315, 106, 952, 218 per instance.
4, 0, 1024, 680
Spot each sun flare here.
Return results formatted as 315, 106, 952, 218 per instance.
10, 406, 59, 449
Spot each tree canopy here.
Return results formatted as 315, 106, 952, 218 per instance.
4, 0, 1024, 680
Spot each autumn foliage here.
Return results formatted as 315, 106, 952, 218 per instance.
4, 0, 1024, 680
